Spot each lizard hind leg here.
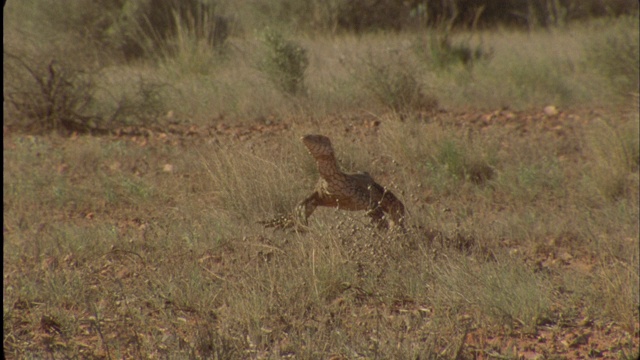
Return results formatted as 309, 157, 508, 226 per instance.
366, 207, 389, 230
378, 190, 406, 229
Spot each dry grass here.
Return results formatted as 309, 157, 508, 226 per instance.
3, 2, 639, 358
4, 108, 639, 358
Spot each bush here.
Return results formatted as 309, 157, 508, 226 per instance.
258, 29, 309, 96
4, 56, 99, 134
585, 16, 639, 97
360, 57, 438, 114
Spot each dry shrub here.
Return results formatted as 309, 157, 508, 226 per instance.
4, 57, 98, 134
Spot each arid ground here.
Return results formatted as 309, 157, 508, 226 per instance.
4, 1, 639, 359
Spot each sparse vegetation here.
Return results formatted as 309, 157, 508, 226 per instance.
3, 1, 639, 358
4, 54, 169, 134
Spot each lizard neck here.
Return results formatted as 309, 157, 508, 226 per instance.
314, 154, 343, 180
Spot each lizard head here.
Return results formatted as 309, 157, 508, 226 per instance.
301, 134, 334, 158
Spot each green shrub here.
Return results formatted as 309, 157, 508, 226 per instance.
259, 29, 309, 96
429, 138, 495, 185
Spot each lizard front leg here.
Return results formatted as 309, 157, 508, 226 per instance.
295, 191, 322, 226
366, 207, 389, 230
380, 193, 405, 229
258, 192, 320, 230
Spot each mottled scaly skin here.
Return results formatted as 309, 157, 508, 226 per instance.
262, 134, 405, 230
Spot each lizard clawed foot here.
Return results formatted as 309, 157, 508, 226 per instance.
258, 212, 310, 233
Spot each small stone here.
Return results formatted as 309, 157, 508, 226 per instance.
544, 105, 559, 116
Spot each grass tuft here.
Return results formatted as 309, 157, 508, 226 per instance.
201, 141, 307, 221
583, 117, 639, 201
